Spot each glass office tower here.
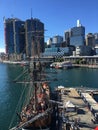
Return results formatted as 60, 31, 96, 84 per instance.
70, 23, 85, 47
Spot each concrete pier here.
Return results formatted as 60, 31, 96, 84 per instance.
56, 87, 98, 130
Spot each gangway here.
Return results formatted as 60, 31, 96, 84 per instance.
49, 99, 63, 105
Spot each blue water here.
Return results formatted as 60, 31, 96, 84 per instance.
47, 67, 98, 90
0, 63, 24, 130
0, 63, 98, 130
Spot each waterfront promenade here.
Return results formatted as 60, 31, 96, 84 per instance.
1, 55, 98, 69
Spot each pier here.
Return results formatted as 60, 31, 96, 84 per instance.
55, 87, 98, 130
72, 64, 98, 68
63, 56, 98, 65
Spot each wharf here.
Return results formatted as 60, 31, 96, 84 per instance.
72, 64, 98, 68
56, 87, 98, 130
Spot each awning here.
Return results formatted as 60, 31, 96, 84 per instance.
65, 101, 75, 108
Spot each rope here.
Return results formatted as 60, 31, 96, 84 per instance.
13, 68, 28, 82
9, 83, 27, 129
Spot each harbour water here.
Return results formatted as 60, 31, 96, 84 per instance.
0, 63, 98, 130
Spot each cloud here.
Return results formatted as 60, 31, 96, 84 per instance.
0, 48, 5, 53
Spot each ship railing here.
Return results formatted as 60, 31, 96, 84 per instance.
9, 108, 52, 130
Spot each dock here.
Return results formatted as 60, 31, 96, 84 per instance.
55, 87, 98, 130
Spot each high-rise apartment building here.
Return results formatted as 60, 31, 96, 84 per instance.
25, 18, 44, 56
86, 33, 95, 48
70, 20, 85, 47
52, 35, 63, 45
4, 18, 44, 59
64, 30, 71, 46
94, 33, 98, 45
4, 18, 25, 54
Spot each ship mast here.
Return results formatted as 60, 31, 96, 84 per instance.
30, 30, 41, 112
9, 18, 54, 130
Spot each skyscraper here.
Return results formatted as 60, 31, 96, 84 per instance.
25, 18, 44, 57
86, 33, 95, 48
4, 18, 25, 55
64, 30, 71, 46
94, 33, 98, 45
52, 35, 63, 45
70, 20, 85, 47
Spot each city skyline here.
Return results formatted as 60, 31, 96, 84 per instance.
0, 0, 98, 52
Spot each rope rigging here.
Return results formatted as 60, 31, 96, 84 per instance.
9, 82, 27, 129
9, 67, 32, 129
9, 108, 52, 130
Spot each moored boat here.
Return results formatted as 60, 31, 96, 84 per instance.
50, 61, 72, 69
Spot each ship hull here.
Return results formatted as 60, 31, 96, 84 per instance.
22, 128, 50, 130
21, 113, 51, 130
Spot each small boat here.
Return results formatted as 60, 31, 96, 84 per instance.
50, 61, 72, 69
20, 61, 29, 66
50, 62, 59, 68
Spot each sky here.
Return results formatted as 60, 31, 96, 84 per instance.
0, 0, 98, 52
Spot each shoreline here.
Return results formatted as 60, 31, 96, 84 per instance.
72, 64, 98, 68
1, 60, 98, 69
0, 60, 29, 65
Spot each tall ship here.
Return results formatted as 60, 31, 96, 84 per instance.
9, 34, 53, 130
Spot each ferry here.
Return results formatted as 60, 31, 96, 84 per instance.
50, 61, 72, 69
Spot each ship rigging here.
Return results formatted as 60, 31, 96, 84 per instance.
9, 31, 53, 130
